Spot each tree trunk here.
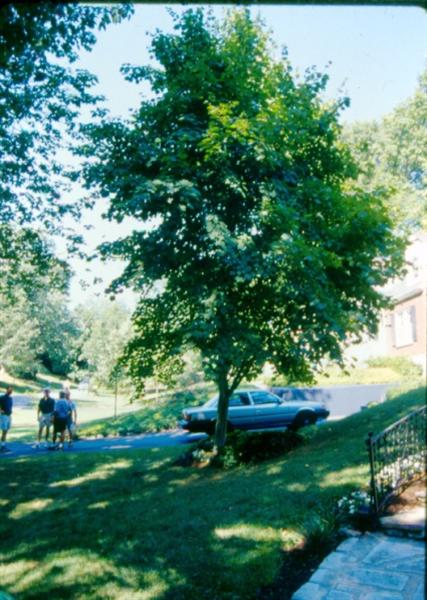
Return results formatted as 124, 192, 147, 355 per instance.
214, 373, 230, 451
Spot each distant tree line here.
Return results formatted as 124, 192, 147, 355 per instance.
344, 67, 427, 232
0, 4, 133, 387
0, 279, 131, 388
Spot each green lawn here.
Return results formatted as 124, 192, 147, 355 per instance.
313, 365, 405, 386
1, 370, 213, 442
1, 371, 142, 443
0, 386, 424, 600
79, 386, 214, 438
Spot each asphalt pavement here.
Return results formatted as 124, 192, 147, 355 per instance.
279, 383, 392, 419
0, 430, 207, 459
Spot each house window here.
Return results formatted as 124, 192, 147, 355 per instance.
393, 305, 417, 348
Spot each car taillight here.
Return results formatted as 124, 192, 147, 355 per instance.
183, 412, 191, 421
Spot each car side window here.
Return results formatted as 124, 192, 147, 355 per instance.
229, 393, 251, 407
250, 391, 279, 405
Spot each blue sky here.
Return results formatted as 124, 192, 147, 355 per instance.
79, 4, 427, 123
68, 3, 427, 306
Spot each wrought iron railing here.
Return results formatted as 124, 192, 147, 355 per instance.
366, 405, 426, 515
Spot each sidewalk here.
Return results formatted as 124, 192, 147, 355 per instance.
292, 532, 425, 599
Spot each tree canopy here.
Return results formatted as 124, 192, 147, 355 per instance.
81, 9, 406, 448
344, 67, 427, 231
0, 2, 133, 293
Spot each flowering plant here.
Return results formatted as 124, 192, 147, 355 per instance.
337, 490, 371, 516
337, 490, 374, 530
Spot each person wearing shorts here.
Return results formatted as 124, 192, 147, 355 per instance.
0, 386, 13, 453
52, 391, 70, 450
64, 388, 77, 445
37, 388, 55, 447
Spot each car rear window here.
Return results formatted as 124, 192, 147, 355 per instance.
229, 393, 251, 406
250, 391, 279, 405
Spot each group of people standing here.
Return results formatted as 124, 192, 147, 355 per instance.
37, 387, 77, 450
0, 385, 77, 453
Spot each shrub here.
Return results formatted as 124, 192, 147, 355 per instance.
366, 356, 422, 379
225, 430, 305, 464
301, 507, 342, 553
172, 390, 198, 404
176, 430, 306, 469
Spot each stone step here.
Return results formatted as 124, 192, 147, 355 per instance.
291, 532, 425, 600
380, 507, 426, 540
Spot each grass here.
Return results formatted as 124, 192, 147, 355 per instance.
79, 386, 214, 438
1, 370, 213, 442
314, 369, 424, 387
0, 385, 424, 600
314, 365, 404, 386
269, 356, 424, 387
1, 371, 143, 443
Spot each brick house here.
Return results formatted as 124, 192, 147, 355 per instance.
346, 232, 427, 375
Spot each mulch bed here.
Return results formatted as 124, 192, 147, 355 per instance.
257, 535, 343, 599
383, 476, 426, 515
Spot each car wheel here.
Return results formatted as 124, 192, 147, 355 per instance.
290, 411, 317, 431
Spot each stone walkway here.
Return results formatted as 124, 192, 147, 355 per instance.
292, 532, 425, 599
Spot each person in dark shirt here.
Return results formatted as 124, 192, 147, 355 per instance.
0, 386, 13, 453
36, 388, 55, 448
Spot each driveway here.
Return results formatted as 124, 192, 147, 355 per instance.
0, 431, 207, 459
279, 384, 393, 419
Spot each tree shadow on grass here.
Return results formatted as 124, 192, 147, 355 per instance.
0, 387, 423, 599
0, 452, 348, 600
0, 450, 290, 599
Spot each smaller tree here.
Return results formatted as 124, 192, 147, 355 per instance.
74, 300, 132, 390
35, 294, 81, 376
0, 293, 41, 378
0, 275, 80, 379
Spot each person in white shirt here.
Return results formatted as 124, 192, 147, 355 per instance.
64, 387, 77, 445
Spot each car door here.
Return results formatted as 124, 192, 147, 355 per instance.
247, 391, 287, 429
227, 392, 253, 430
